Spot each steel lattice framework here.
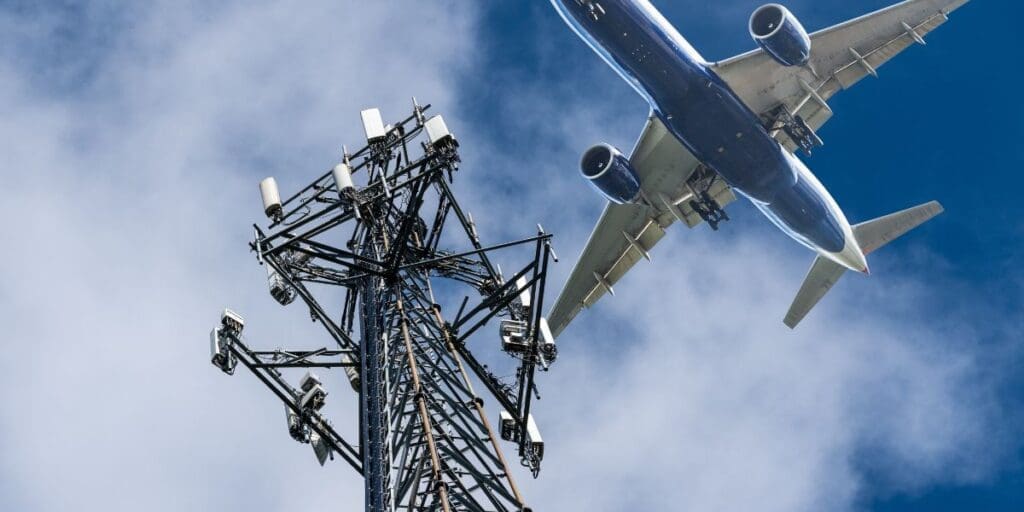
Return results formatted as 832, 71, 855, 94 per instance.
210, 101, 557, 512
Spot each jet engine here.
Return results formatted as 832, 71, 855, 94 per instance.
749, 4, 811, 67
580, 143, 641, 204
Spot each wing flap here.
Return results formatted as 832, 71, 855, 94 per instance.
823, 7, 956, 95
547, 203, 667, 338
582, 208, 667, 307
713, 0, 970, 150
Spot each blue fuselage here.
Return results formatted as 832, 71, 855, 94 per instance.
553, 0, 856, 259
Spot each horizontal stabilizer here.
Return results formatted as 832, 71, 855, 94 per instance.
784, 256, 847, 329
853, 200, 944, 254
784, 200, 944, 328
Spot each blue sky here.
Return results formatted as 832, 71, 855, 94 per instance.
466, 2, 1023, 509
0, 1, 1021, 511
473, 0, 1023, 285
470, 0, 1023, 497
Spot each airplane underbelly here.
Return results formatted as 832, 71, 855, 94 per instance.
656, 89, 792, 202
568, 0, 794, 201
756, 172, 846, 253
555, 0, 814, 207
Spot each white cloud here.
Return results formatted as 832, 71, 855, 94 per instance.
519, 233, 1011, 511
0, 1, 1018, 512
0, 1, 475, 510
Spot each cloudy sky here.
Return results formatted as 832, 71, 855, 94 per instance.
1, 1, 1021, 511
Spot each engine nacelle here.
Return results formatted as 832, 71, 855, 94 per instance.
749, 4, 811, 67
580, 144, 641, 204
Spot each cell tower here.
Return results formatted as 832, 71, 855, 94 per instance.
209, 101, 558, 511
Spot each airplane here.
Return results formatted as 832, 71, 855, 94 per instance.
546, 0, 970, 335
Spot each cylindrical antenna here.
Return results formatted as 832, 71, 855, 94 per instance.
333, 163, 355, 195
259, 177, 283, 219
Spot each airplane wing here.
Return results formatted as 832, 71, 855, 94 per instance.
712, 0, 970, 152
547, 115, 736, 337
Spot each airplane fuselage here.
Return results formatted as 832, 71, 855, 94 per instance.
553, 0, 868, 272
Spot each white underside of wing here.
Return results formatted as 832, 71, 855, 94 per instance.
713, 0, 971, 151
546, 115, 736, 338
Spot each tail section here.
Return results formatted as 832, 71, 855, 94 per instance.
852, 201, 945, 255
784, 256, 847, 328
783, 201, 944, 329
